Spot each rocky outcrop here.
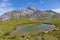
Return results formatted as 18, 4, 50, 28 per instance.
0, 7, 60, 21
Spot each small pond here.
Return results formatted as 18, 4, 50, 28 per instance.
16, 24, 56, 33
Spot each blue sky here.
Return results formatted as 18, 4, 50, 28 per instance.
0, 0, 60, 15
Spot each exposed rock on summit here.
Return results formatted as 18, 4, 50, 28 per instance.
0, 7, 60, 21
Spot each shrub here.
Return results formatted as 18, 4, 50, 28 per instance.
8, 35, 16, 39
4, 31, 10, 36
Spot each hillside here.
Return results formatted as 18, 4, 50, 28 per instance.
0, 7, 60, 40
0, 19, 60, 40
0, 7, 60, 21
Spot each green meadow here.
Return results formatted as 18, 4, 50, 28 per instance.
0, 19, 60, 40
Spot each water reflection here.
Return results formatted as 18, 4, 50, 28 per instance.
16, 24, 56, 32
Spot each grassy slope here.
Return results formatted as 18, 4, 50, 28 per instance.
0, 19, 40, 32
0, 19, 60, 40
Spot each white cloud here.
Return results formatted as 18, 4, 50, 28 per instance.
0, 0, 11, 7
0, 0, 14, 15
0, 8, 14, 15
52, 9, 60, 13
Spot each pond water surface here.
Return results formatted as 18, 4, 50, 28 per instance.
16, 24, 56, 32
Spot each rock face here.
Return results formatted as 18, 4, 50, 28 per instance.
0, 7, 60, 21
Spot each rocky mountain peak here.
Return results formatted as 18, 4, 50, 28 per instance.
0, 7, 60, 21
27, 7, 37, 11
45, 10, 57, 13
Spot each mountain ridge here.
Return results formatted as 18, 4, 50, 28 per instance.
0, 7, 60, 21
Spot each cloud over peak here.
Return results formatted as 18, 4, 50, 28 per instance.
0, 0, 14, 15
52, 8, 60, 13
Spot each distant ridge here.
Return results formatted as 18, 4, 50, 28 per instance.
0, 7, 60, 21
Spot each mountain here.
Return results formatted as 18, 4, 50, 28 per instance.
0, 7, 60, 21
